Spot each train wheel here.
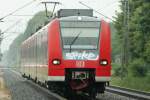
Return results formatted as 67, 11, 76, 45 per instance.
89, 87, 97, 100
38, 81, 42, 86
34, 77, 37, 83
64, 86, 75, 100
22, 73, 25, 78
27, 75, 31, 80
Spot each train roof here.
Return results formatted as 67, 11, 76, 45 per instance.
59, 16, 100, 22
56, 9, 93, 18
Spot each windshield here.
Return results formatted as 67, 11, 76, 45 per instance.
60, 21, 100, 50
60, 19, 100, 60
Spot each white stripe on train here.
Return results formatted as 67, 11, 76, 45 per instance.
47, 76, 110, 82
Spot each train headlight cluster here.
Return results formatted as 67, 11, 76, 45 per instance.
52, 59, 61, 65
100, 60, 108, 66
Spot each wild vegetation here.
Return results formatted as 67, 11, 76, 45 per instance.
111, 0, 150, 92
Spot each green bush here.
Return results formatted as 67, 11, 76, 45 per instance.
112, 63, 127, 77
112, 63, 121, 76
111, 76, 150, 92
129, 59, 148, 77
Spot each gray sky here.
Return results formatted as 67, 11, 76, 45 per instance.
0, 0, 120, 53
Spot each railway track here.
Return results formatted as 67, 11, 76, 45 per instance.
3, 69, 150, 100
7, 69, 91, 100
106, 85, 150, 100
69, 85, 150, 100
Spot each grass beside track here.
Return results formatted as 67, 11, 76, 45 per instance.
111, 76, 150, 92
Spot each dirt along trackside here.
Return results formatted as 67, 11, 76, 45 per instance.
0, 69, 11, 100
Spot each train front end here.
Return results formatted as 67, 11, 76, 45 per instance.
48, 16, 111, 98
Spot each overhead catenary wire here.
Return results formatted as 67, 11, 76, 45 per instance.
10, 14, 45, 17
3, 32, 21, 39
0, 0, 42, 41
79, 1, 114, 21
41, 1, 61, 18
1, 20, 21, 34
0, 0, 57, 41
98, 1, 119, 11
0, 0, 39, 21
3, 32, 22, 33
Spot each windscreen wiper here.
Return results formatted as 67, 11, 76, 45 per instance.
69, 31, 82, 52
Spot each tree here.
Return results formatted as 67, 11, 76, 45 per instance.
114, 0, 150, 76
23, 11, 51, 40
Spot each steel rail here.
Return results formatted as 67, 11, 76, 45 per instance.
4, 69, 150, 100
106, 85, 150, 100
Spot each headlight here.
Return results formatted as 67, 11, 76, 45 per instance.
52, 59, 61, 65
100, 60, 108, 66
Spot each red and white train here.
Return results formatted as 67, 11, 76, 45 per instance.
20, 9, 111, 99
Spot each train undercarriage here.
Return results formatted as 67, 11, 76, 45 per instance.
47, 68, 107, 100
22, 68, 107, 100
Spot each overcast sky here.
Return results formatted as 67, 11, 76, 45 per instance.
0, 0, 121, 53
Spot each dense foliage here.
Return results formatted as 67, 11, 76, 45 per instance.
114, 0, 150, 77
